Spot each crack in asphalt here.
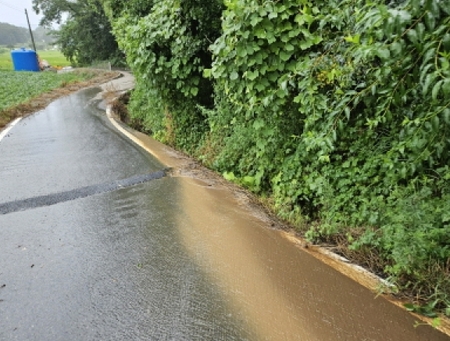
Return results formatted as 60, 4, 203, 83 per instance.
0, 170, 167, 215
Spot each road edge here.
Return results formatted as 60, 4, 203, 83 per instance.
0, 118, 22, 143
102, 75, 450, 337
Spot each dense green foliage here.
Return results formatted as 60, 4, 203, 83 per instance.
33, 0, 122, 65
110, 0, 450, 312
111, 0, 223, 149
208, 0, 450, 310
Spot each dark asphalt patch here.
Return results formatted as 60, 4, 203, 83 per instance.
0, 170, 167, 215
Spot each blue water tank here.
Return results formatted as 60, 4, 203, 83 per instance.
11, 48, 40, 72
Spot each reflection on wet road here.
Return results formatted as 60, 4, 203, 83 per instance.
0, 88, 449, 341
0, 181, 254, 340
0, 89, 252, 340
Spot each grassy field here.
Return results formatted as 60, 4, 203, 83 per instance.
0, 70, 84, 112
0, 49, 70, 70
0, 69, 118, 129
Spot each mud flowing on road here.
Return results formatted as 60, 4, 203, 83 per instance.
0, 87, 448, 341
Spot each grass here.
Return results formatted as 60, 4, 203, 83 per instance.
0, 70, 89, 112
0, 49, 70, 70
0, 69, 119, 129
38, 50, 71, 68
0, 51, 13, 70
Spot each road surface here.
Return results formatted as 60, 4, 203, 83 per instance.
0, 85, 448, 341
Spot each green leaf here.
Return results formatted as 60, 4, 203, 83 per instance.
390, 41, 402, 56
416, 23, 425, 41
442, 79, 450, 96
223, 171, 236, 181
344, 106, 350, 120
406, 29, 418, 44
285, 43, 295, 51
230, 71, 239, 80
268, 11, 277, 19
440, 1, 450, 15
246, 70, 259, 81
237, 47, 247, 58
253, 118, 265, 130
423, 73, 438, 95
424, 12, 436, 30
250, 15, 261, 27
203, 68, 212, 78
431, 116, 440, 131
422, 310, 438, 318
426, 0, 440, 16
299, 39, 315, 50
404, 303, 416, 311
190, 87, 198, 96
420, 64, 434, 84
255, 83, 266, 92
445, 307, 450, 316
318, 154, 330, 163
344, 34, 360, 44
371, 85, 377, 96
443, 108, 450, 124
280, 51, 292, 61
376, 48, 390, 61
432, 318, 442, 328
432, 80, 443, 100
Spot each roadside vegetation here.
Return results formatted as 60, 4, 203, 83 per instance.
0, 69, 118, 129
107, 0, 450, 319
16, 0, 449, 322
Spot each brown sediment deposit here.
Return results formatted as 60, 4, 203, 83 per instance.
124, 128, 450, 341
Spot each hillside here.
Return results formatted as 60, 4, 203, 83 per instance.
0, 22, 55, 46
0, 22, 28, 45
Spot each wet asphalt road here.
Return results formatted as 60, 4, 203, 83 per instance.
0, 88, 253, 340
1, 87, 450, 341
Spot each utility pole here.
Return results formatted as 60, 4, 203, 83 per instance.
25, 9, 37, 52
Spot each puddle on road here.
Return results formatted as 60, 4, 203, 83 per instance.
128, 127, 450, 341
172, 178, 448, 341
1, 86, 448, 340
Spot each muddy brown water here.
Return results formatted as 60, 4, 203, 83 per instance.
130, 126, 450, 341
0, 87, 448, 340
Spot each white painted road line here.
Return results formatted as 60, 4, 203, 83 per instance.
0, 118, 22, 142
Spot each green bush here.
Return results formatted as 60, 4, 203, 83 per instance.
109, 0, 450, 311
206, 0, 450, 308
112, 0, 223, 151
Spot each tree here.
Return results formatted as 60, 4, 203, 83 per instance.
110, 0, 223, 149
33, 26, 56, 46
32, 0, 123, 65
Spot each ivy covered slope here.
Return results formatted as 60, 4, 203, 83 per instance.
109, 0, 450, 313
108, 0, 223, 149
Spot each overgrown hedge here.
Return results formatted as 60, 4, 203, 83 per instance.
109, 0, 450, 315
110, 0, 223, 150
